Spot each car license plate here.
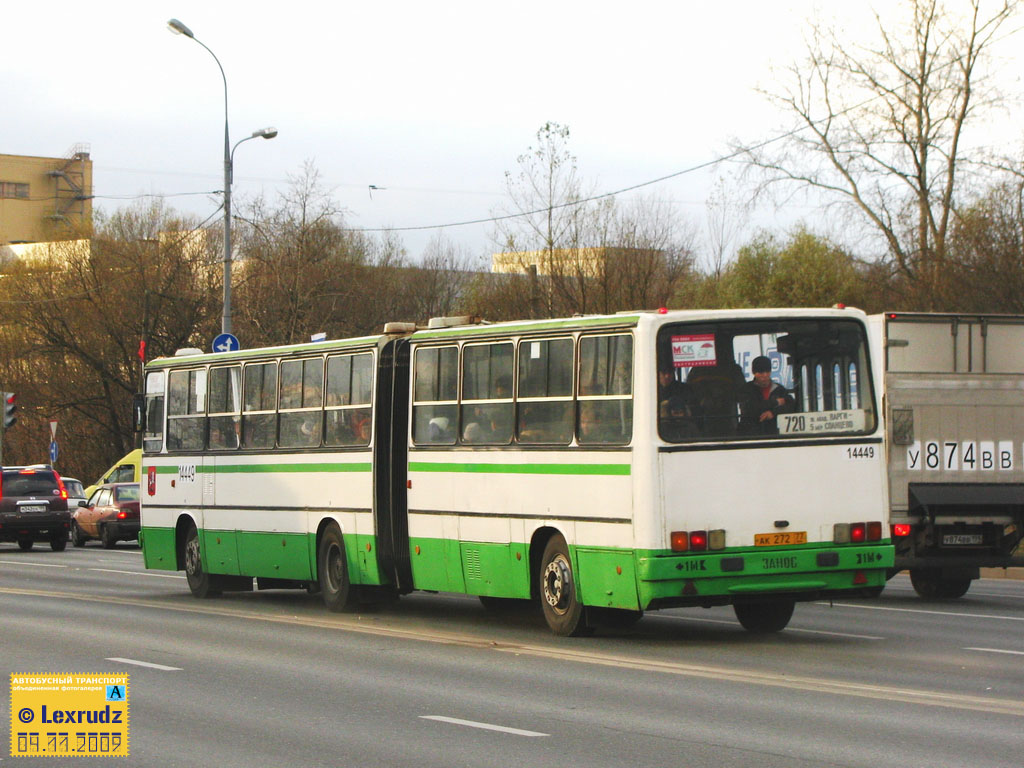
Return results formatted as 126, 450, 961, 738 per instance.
755, 531, 807, 546
943, 534, 983, 545
19, 505, 46, 513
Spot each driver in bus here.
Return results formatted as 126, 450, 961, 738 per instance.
738, 355, 795, 435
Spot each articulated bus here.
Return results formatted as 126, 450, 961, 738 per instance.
137, 308, 892, 636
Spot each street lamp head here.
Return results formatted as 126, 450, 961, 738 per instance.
253, 127, 278, 140
166, 18, 194, 38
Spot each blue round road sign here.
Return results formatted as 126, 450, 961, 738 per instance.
212, 333, 240, 353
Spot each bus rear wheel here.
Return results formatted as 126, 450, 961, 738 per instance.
539, 534, 590, 636
733, 599, 795, 633
318, 525, 359, 612
184, 524, 221, 599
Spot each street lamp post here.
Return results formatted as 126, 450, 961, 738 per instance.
167, 18, 277, 338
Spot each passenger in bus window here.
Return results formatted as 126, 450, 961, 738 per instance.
658, 363, 692, 420
578, 402, 619, 444
738, 356, 795, 435
351, 408, 371, 443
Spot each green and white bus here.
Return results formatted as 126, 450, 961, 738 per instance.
138, 307, 892, 636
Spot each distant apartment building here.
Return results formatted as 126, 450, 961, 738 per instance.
0, 146, 93, 244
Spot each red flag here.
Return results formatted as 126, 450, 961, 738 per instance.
138, 340, 146, 362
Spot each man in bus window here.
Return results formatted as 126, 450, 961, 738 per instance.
738, 356, 794, 435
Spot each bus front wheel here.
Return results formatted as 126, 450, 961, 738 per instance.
539, 534, 590, 637
318, 525, 358, 612
184, 524, 221, 599
733, 599, 795, 633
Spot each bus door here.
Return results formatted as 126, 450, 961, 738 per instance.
372, 337, 413, 591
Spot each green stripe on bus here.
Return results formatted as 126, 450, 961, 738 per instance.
409, 461, 630, 476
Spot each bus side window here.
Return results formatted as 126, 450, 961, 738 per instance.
325, 352, 373, 447
577, 334, 633, 445
278, 357, 324, 449
166, 368, 206, 451
242, 361, 277, 449
412, 346, 458, 446
460, 342, 513, 445
517, 338, 573, 444
208, 365, 241, 450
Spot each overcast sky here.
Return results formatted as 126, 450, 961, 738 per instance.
4, 1, 1021, 261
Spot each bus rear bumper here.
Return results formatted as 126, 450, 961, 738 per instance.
636, 543, 893, 609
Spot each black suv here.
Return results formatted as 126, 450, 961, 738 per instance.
0, 466, 71, 551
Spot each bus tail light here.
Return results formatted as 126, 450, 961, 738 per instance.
892, 524, 911, 537
671, 530, 726, 553
835, 522, 885, 544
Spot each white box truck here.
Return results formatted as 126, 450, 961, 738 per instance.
870, 313, 1024, 597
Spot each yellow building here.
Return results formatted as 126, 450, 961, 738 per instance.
0, 147, 93, 244
491, 247, 664, 277
492, 248, 607, 277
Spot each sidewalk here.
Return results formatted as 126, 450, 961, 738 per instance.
980, 568, 1024, 581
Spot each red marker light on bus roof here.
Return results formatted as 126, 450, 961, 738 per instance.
657, 307, 668, 314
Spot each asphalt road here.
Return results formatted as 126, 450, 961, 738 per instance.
1, 543, 1022, 767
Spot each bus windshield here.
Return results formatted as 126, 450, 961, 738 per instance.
657, 318, 876, 442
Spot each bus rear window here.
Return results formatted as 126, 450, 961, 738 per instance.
657, 319, 876, 443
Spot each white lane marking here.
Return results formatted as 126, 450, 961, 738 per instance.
965, 647, 1024, 656
647, 613, 883, 640
90, 568, 185, 579
106, 657, 182, 671
420, 715, 547, 737
818, 601, 1024, 623
0, 561, 67, 568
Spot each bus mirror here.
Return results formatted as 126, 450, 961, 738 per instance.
132, 393, 146, 432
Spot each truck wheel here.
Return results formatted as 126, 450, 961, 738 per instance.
912, 569, 972, 599
910, 569, 971, 599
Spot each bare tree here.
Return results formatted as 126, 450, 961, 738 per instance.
739, 0, 1018, 309
0, 202, 220, 479
491, 122, 592, 316
234, 163, 376, 344
405, 233, 479, 322
593, 195, 697, 312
